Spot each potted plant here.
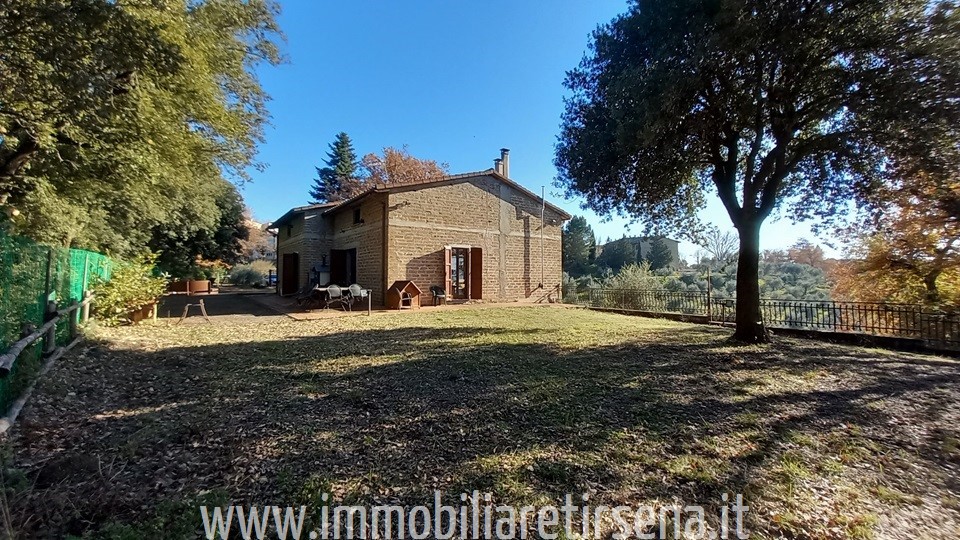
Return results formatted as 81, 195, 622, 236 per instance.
187, 267, 211, 295
92, 253, 169, 325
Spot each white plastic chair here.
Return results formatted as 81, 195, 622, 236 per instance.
347, 284, 368, 310
326, 284, 348, 310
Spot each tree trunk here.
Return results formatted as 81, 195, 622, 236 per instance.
923, 270, 941, 305
733, 220, 769, 343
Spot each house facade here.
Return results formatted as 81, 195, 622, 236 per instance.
597, 236, 681, 268
271, 159, 570, 306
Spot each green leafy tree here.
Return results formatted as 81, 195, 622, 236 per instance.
1, 0, 283, 256
311, 132, 360, 203
149, 182, 249, 278
644, 237, 673, 270
596, 239, 636, 273
556, 0, 960, 342
562, 215, 597, 276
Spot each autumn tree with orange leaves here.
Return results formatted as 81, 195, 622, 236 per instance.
361, 146, 449, 186
833, 170, 960, 307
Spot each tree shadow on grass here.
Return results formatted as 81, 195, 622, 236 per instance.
7, 322, 960, 537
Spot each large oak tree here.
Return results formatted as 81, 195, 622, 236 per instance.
556, 0, 960, 342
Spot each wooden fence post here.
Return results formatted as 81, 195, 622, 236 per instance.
706, 268, 712, 321
43, 248, 53, 302
42, 300, 58, 357
68, 299, 79, 341
81, 291, 92, 323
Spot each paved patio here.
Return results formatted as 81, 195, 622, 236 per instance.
156, 292, 287, 324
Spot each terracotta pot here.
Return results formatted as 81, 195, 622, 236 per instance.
129, 302, 156, 324
187, 279, 211, 294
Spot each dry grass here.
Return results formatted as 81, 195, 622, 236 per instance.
3, 306, 959, 539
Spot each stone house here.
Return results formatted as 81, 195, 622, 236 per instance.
270, 150, 571, 306
597, 236, 681, 269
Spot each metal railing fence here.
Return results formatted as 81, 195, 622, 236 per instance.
575, 288, 960, 352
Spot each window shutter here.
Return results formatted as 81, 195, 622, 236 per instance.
470, 247, 483, 300
444, 246, 452, 296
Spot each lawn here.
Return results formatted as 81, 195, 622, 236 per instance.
4, 306, 959, 539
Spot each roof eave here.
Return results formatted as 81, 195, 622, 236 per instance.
486, 170, 572, 220
320, 169, 573, 221
271, 202, 338, 228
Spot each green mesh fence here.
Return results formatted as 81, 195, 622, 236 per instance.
0, 229, 112, 414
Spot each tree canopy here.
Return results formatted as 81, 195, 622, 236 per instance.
308, 144, 450, 203
596, 239, 636, 273
556, 0, 960, 342
0, 0, 283, 262
149, 183, 249, 278
644, 237, 673, 270
562, 215, 597, 277
360, 145, 449, 186
311, 132, 360, 203
834, 168, 960, 306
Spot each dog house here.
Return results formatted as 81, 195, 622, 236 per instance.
386, 280, 422, 310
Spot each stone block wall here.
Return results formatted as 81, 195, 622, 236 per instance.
386, 175, 564, 303
276, 209, 333, 294
330, 194, 387, 305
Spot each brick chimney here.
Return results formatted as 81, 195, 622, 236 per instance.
500, 148, 510, 178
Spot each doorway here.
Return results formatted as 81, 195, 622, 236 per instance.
450, 247, 469, 299
281, 252, 299, 295
330, 248, 357, 286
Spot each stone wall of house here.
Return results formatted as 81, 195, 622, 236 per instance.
505, 184, 564, 301
276, 209, 333, 294
330, 194, 387, 306
385, 175, 565, 303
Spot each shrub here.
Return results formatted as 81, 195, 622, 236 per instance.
604, 261, 666, 290
229, 264, 265, 286
249, 259, 275, 276
208, 263, 229, 285
92, 253, 168, 326
562, 272, 601, 304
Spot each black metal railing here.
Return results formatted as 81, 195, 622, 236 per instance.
576, 289, 960, 351
588, 289, 710, 316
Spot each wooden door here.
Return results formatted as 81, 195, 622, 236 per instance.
470, 247, 482, 300
330, 250, 347, 285
330, 249, 357, 285
281, 253, 299, 295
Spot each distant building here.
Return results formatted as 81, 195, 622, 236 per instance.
597, 236, 680, 268
242, 218, 276, 261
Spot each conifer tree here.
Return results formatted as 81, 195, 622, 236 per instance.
310, 132, 359, 203
645, 237, 673, 270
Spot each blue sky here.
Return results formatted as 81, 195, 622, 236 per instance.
243, 0, 831, 261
